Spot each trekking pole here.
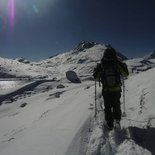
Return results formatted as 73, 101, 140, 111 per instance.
95, 80, 97, 119
122, 78, 126, 117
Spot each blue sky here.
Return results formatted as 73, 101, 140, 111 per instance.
0, 0, 155, 60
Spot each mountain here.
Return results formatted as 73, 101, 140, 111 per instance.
0, 57, 49, 79
143, 51, 155, 60
0, 42, 155, 80
0, 42, 127, 79
126, 58, 155, 74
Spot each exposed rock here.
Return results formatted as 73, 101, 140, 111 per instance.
66, 70, 81, 83
57, 84, 65, 89
73, 41, 98, 54
20, 103, 28, 108
16, 57, 30, 64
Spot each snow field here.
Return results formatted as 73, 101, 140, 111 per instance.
0, 81, 94, 155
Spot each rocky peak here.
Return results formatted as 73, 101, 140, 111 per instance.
73, 41, 98, 54
16, 57, 30, 64
143, 51, 155, 60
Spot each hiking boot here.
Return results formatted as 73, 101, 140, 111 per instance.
106, 121, 113, 130
114, 119, 121, 130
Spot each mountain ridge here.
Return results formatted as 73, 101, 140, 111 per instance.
0, 42, 155, 79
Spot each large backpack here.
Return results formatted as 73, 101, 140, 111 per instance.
100, 60, 121, 88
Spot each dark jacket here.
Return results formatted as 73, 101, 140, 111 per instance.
93, 59, 129, 92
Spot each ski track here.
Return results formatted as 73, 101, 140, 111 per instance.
87, 114, 153, 155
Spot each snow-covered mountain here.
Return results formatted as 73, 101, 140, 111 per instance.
1, 42, 155, 80
0, 42, 128, 80
143, 51, 155, 60
0, 42, 155, 155
126, 58, 155, 74
0, 57, 49, 79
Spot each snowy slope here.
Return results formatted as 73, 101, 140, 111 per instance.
1, 67, 155, 155
86, 67, 155, 155
0, 43, 155, 155
0, 81, 94, 155
124, 67, 155, 128
33, 44, 107, 79
0, 57, 52, 79
126, 58, 155, 74
143, 51, 155, 60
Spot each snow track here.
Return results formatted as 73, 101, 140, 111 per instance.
86, 111, 152, 155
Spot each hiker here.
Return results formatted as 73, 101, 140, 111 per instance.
93, 47, 129, 130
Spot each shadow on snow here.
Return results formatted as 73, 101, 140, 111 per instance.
129, 126, 155, 155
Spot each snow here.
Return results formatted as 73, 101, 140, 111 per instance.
0, 81, 93, 155
0, 43, 155, 155
0, 80, 32, 95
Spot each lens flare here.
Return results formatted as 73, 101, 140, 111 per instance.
33, 5, 39, 14
9, 0, 15, 30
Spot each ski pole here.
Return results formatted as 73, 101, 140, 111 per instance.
95, 80, 97, 119
122, 79, 126, 117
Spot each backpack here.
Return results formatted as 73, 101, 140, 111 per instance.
100, 60, 121, 88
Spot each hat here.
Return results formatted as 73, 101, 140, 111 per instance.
103, 48, 117, 59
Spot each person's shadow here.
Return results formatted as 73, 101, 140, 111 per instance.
128, 127, 155, 155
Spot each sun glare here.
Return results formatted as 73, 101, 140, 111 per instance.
0, 0, 57, 31
0, 0, 15, 31
9, 0, 15, 30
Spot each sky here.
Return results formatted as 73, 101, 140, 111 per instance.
0, 0, 155, 60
